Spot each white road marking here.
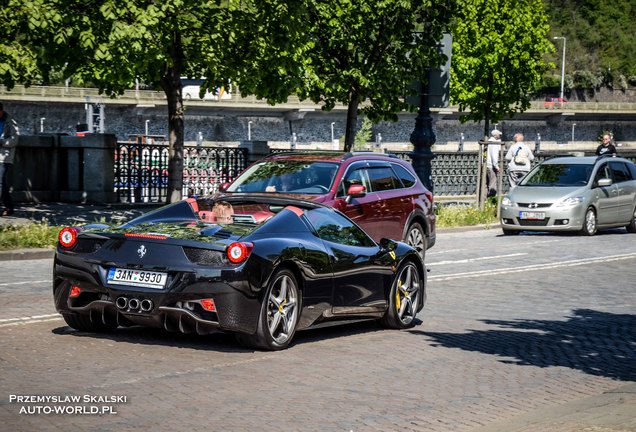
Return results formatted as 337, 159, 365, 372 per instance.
0, 315, 62, 328
429, 252, 636, 281
0, 280, 50, 287
428, 252, 528, 266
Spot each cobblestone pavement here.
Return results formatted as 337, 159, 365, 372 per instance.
0, 227, 634, 431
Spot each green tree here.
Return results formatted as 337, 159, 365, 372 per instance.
0, 1, 48, 87
219, 0, 455, 152
354, 117, 373, 150
1, 0, 232, 203
451, 0, 554, 138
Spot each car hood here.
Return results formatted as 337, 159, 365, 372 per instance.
508, 186, 588, 204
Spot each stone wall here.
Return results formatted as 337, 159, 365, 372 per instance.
4, 100, 636, 150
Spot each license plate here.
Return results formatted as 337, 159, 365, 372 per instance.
519, 211, 546, 220
107, 268, 168, 289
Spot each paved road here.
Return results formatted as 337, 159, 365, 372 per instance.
0, 228, 635, 431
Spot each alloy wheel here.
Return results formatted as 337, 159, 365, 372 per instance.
266, 274, 298, 344
585, 208, 597, 235
395, 263, 420, 325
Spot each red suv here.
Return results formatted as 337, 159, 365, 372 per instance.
223, 152, 436, 256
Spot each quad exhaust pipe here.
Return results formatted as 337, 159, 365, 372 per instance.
140, 299, 153, 312
116, 297, 153, 312
116, 297, 128, 310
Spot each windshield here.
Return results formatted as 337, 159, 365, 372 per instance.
226, 160, 339, 194
520, 163, 594, 187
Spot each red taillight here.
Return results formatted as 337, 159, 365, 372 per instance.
227, 242, 253, 264
58, 227, 78, 248
69, 286, 82, 298
200, 299, 216, 312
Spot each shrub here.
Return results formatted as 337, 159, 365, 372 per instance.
0, 221, 60, 251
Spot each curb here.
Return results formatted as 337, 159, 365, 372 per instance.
0, 248, 55, 261
437, 223, 500, 233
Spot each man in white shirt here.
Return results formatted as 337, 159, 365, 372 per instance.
486, 129, 502, 197
505, 133, 535, 188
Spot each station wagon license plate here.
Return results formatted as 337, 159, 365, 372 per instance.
107, 268, 167, 289
519, 211, 546, 220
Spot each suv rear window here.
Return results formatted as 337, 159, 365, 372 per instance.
391, 163, 416, 188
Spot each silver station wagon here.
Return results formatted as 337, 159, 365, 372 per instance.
500, 156, 636, 235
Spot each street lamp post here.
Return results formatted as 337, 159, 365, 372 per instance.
409, 68, 436, 194
553, 36, 566, 102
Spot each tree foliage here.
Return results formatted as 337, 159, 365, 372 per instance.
0, 1, 49, 88
1, 0, 233, 203
451, 0, 554, 138
214, 0, 455, 151
543, 0, 636, 93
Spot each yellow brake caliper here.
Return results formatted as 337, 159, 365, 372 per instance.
396, 281, 402, 310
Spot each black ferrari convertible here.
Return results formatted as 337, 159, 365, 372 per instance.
53, 195, 426, 350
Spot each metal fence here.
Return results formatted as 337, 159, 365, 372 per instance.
393, 150, 636, 197
114, 143, 636, 203
114, 138, 247, 203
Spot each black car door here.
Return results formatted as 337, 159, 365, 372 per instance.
303, 207, 390, 315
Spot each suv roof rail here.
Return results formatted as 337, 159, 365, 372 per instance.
265, 150, 344, 157
342, 151, 398, 160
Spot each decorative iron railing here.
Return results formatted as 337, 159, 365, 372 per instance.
393, 150, 636, 197
114, 138, 247, 203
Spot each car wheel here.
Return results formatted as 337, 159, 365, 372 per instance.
237, 268, 300, 351
502, 228, 520, 235
580, 207, 597, 236
61, 312, 116, 333
404, 222, 427, 260
626, 206, 636, 233
380, 261, 422, 329
53, 283, 116, 332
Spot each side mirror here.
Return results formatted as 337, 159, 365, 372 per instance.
597, 178, 613, 188
379, 237, 398, 253
219, 182, 230, 192
345, 184, 366, 203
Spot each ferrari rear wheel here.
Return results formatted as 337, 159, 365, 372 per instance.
238, 268, 300, 350
380, 261, 421, 329
62, 312, 116, 333
53, 283, 116, 332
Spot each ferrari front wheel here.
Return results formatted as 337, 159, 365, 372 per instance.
380, 261, 421, 329
237, 268, 300, 350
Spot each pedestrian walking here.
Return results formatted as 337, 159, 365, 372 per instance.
505, 133, 535, 188
595, 133, 617, 156
486, 128, 502, 197
0, 102, 19, 217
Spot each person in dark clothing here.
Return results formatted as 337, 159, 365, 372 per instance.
0, 102, 19, 216
596, 133, 617, 156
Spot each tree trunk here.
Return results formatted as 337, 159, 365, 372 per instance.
162, 32, 186, 204
343, 89, 360, 152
